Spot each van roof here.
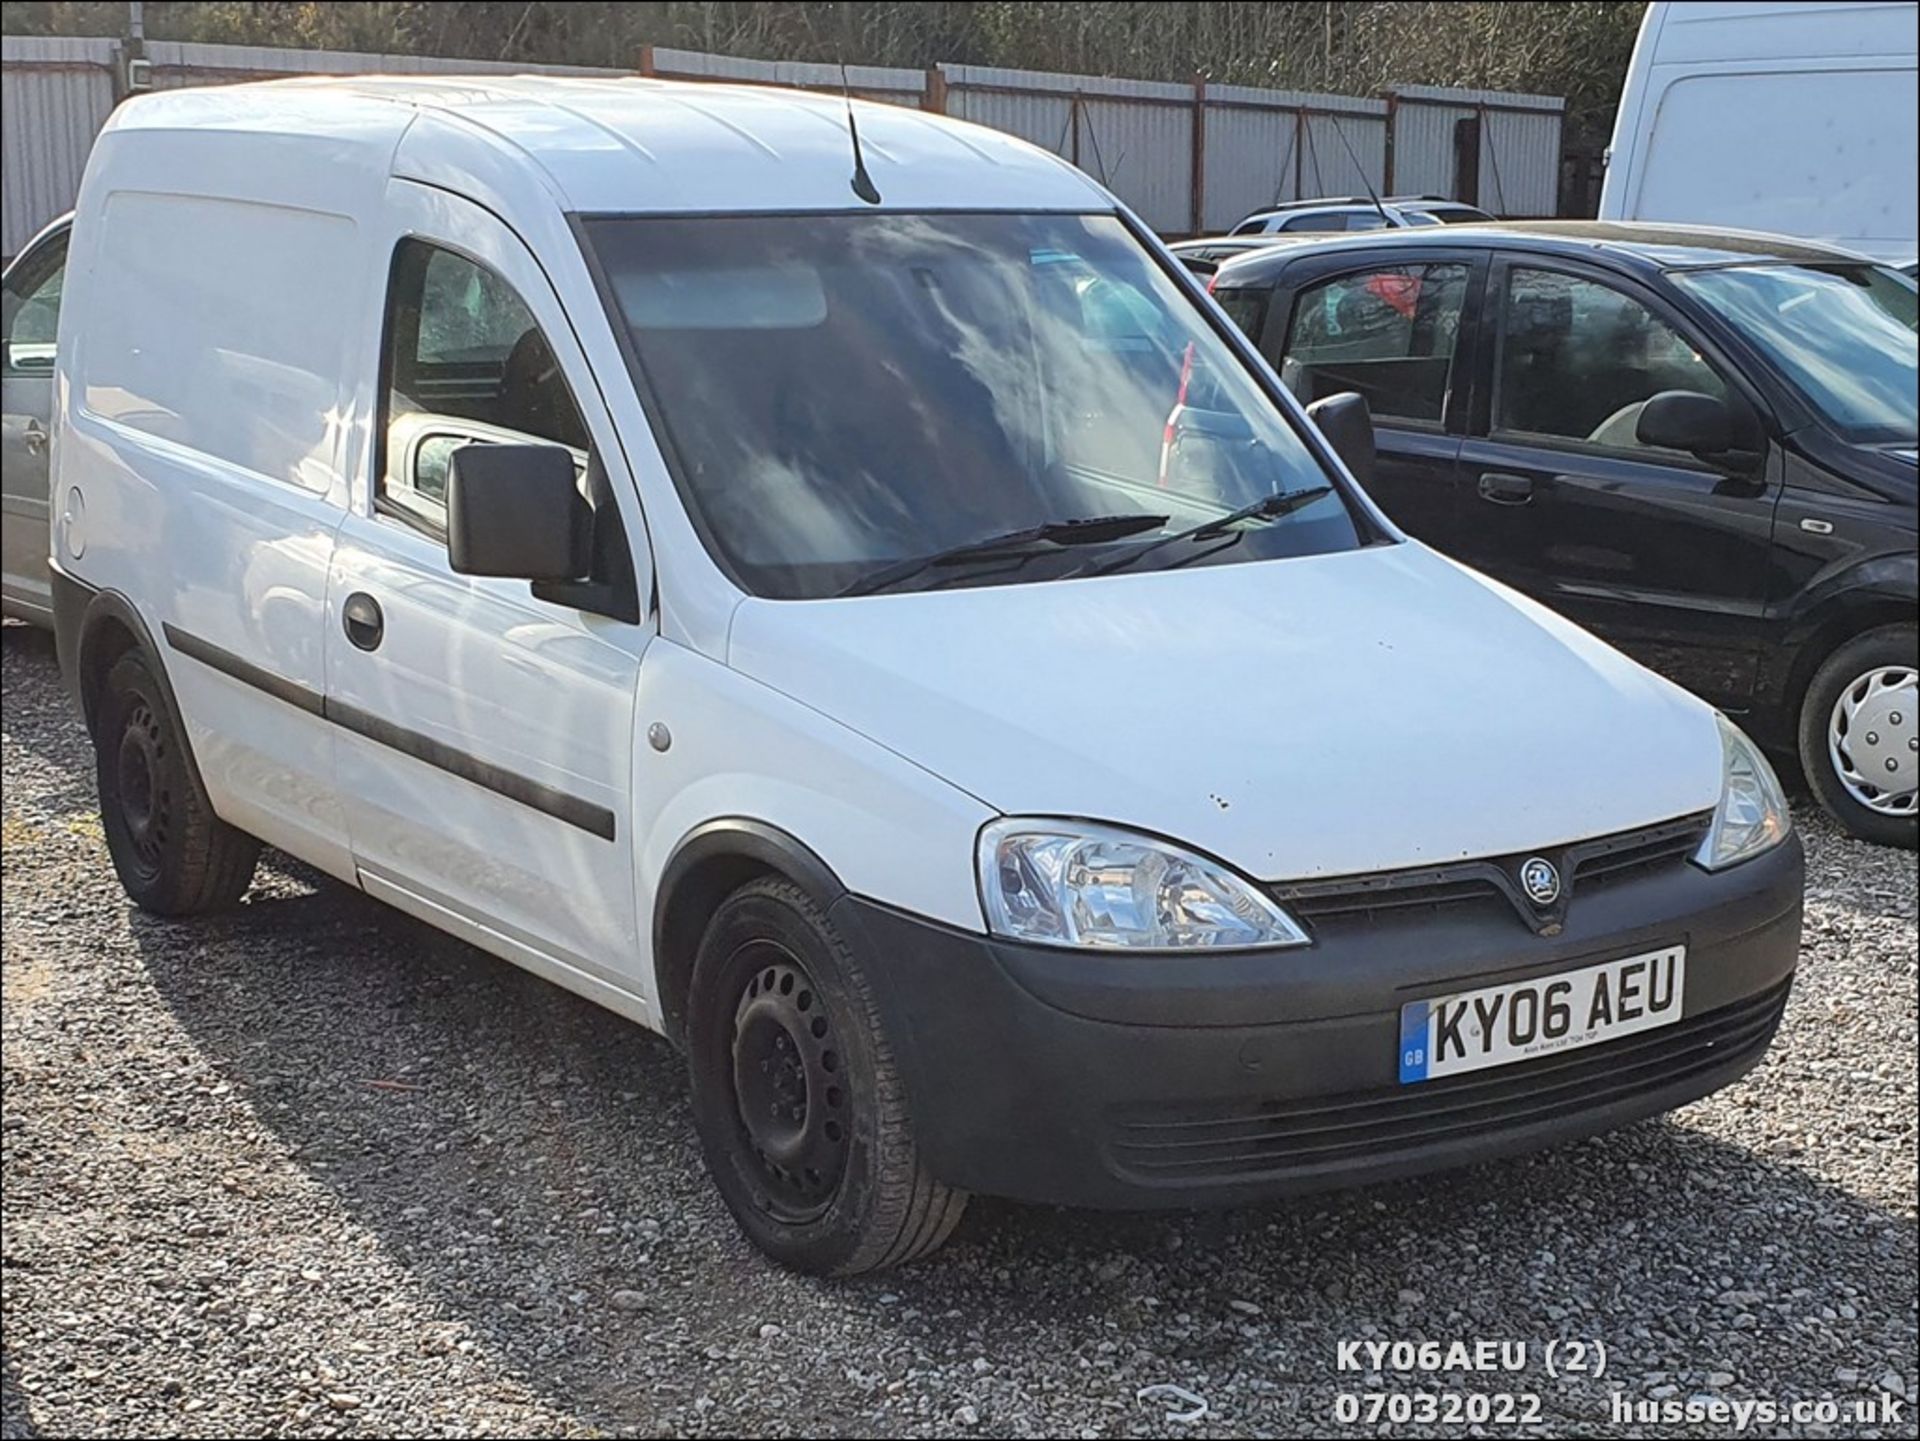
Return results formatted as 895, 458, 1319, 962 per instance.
103, 74, 1109, 217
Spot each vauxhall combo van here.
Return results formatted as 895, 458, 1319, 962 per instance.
50, 78, 1804, 1274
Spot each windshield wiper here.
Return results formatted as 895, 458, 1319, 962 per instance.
1074, 486, 1334, 580
839, 513, 1169, 597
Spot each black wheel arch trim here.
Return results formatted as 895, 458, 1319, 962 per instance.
59, 575, 166, 730
651, 818, 849, 1044
53, 571, 221, 814
1757, 553, 1919, 734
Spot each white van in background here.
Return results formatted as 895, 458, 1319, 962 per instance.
1600, 0, 1919, 263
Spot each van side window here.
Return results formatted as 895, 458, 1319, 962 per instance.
1280, 263, 1469, 425
379, 240, 590, 527
1494, 268, 1731, 455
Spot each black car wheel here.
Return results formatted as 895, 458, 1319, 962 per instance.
94, 650, 261, 912
685, 876, 967, 1274
1798, 624, 1918, 849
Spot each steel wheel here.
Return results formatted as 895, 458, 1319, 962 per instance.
1827, 664, 1918, 817
113, 697, 173, 882
728, 942, 850, 1223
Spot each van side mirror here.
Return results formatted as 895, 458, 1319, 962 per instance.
1305, 391, 1377, 488
1636, 390, 1734, 456
446, 444, 591, 581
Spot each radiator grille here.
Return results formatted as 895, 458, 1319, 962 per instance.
1274, 813, 1714, 934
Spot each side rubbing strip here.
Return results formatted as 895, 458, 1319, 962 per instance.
161, 623, 616, 841
162, 623, 325, 715
326, 699, 617, 841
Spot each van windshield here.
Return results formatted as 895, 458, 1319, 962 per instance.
583, 212, 1363, 598
1673, 262, 1919, 445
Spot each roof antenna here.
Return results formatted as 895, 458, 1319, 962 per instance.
1329, 115, 1390, 225
839, 62, 882, 205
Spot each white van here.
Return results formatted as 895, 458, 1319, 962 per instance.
1600, 0, 1920, 263
51, 78, 1803, 1274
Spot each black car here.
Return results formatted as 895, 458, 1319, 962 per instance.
1166, 234, 1303, 277
1207, 222, 1918, 845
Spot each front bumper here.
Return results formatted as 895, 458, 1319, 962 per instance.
832, 831, 1803, 1208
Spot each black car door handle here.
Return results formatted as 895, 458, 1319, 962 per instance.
1477, 471, 1536, 506
342, 592, 384, 651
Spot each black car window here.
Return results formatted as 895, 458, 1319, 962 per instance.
1212, 287, 1268, 343
1282, 213, 1348, 233
1495, 268, 1730, 455
1281, 263, 1470, 426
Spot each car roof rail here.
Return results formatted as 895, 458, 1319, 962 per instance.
1248, 196, 1378, 214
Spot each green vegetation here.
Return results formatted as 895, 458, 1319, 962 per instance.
4, 2, 1647, 143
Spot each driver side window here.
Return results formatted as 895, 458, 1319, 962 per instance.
1494, 268, 1730, 457
379, 240, 590, 528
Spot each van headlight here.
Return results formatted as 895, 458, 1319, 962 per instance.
1694, 714, 1791, 871
978, 819, 1309, 950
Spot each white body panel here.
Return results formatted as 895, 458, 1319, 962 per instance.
630, 643, 996, 938
728, 544, 1724, 882
53, 75, 1735, 1042
54, 108, 387, 878
323, 178, 653, 1000
1600, 1, 1920, 262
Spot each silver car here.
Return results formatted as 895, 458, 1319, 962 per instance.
1, 214, 70, 627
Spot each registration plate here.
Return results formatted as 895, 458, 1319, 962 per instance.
1398, 946, 1686, 1084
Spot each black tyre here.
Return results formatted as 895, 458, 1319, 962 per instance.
94, 651, 261, 913
1797, 624, 1918, 849
685, 876, 967, 1275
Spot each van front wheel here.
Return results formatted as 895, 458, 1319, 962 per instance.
685, 876, 967, 1275
94, 651, 261, 913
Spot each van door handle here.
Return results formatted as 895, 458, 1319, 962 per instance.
22, 419, 48, 455
1477, 471, 1535, 506
342, 592, 384, 651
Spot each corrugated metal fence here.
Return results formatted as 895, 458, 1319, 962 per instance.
1385, 85, 1564, 220
1, 35, 117, 258
2, 33, 1564, 258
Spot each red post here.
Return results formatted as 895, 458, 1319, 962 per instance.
636, 44, 655, 78
923, 65, 947, 114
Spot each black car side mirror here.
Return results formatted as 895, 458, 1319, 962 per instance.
446, 443, 591, 582
1305, 391, 1377, 489
1636, 389, 1736, 456
1636, 390, 1767, 481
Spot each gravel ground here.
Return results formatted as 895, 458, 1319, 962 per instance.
3, 618, 1915, 1440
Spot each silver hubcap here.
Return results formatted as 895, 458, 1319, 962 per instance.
1828, 665, 1918, 816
